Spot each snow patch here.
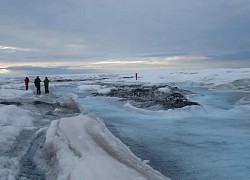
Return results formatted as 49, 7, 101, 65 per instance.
97, 88, 112, 95
0, 105, 34, 179
0, 157, 18, 180
0, 89, 33, 99
57, 93, 79, 110
0, 105, 33, 151
158, 87, 171, 93
77, 84, 102, 91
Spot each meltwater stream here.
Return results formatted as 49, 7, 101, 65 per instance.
57, 86, 250, 180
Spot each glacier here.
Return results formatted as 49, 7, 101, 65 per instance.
0, 68, 250, 180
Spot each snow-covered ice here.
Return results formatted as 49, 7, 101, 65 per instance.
0, 68, 250, 180
42, 114, 167, 180
0, 74, 170, 180
0, 103, 34, 179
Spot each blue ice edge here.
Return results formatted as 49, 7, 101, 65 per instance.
43, 112, 170, 180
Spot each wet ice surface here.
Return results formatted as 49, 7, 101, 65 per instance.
71, 85, 250, 180
18, 132, 46, 180
0, 84, 81, 179
1, 70, 250, 180
47, 70, 250, 179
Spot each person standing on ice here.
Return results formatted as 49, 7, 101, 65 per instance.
24, 77, 29, 90
34, 76, 41, 95
43, 77, 50, 93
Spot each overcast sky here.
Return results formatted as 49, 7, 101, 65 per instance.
1, 0, 250, 72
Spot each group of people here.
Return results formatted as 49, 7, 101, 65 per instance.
24, 76, 50, 95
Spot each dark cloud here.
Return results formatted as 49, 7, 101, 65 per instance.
210, 51, 250, 61
1, 0, 250, 68
7, 66, 105, 75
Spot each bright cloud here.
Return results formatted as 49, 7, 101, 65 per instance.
0, 68, 11, 74
0, 45, 39, 53
88, 56, 208, 68
0, 55, 209, 72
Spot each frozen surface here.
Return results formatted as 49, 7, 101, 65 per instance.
42, 114, 168, 180
77, 90, 250, 179
77, 84, 102, 91
0, 105, 34, 179
0, 68, 250, 180
0, 105, 33, 149
54, 68, 250, 180
0, 74, 169, 180
0, 89, 32, 99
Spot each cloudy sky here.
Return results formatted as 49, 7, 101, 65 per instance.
1, 0, 250, 73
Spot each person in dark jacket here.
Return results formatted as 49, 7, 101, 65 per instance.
44, 77, 50, 93
24, 77, 29, 90
34, 76, 41, 95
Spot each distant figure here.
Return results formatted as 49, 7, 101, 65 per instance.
24, 77, 29, 90
136, 73, 138, 80
44, 77, 50, 93
34, 76, 41, 95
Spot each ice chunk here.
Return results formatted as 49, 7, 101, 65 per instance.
43, 114, 169, 180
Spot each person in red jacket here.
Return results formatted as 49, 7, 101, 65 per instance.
24, 77, 29, 90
